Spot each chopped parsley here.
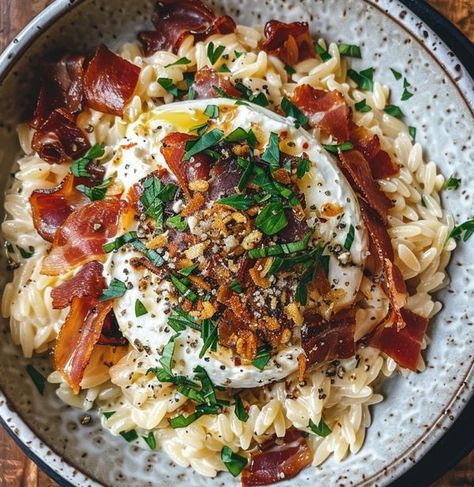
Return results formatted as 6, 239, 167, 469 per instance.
135, 299, 148, 317
348, 67, 374, 91
207, 42, 226, 65
234, 394, 249, 422
337, 43, 361, 58
343, 224, 355, 251
314, 41, 331, 62
390, 68, 402, 80
157, 77, 179, 97
142, 431, 156, 450
99, 278, 128, 301
183, 128, 224, 161
217, 194, 255, 210
281, 97, 308, 127
322, 142, 354, 153
255, 201, 288, 236
26, 365, 46, 395
76, 178, 112, 201
166, 214, 188, 231
450, 219, 474, 242
354, 99, 372, 113
251, 344, 271, 371
308, 418, 332, 437
165, 57, 191, 68
384, 104, 404, 118
221, 446, 248, 477
443, 176, 461, 190
70, 143, 105, 177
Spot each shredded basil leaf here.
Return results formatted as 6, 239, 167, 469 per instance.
450, 219, 474, 242
169, 411, 202, 428
354, 99, 372, 113
103, 411, 116, 419
408, 126, 417, 141
251, 344, 271, 371
120, 429, 138, 442
142, 431, 156, 450
219, 63, 231, 73
343, 224, 355, 251
443, 176, 461, 190
322, 142, 354, 153
225, 127, 257, 148
135, 298, 148, 317
248, 231, 311, 259
160, 337, 177, 374
221, 446, 248, 477
99, 278, 127, 301
70, 143, 105, 177
183, 128, 224, 161
297, 158, 311, 178
76, 178, 112, 201
168, 307, 200, 332
348, 67, 374, 91
314, 42, 331, 62
158, 77, 179, 97
18, 246, 34, 259
207, 42, 226, 65
234, 82, 269, 107
284, 63, 296, 75
321, 254, 330, 276
229, 280, 243, 293
166, 214, 188, 231
199, 319, 218, 358
281, 97, 308, 128
204, 104, 219, 119
140, 176, 178, 231
189, 122, 208, 136
401, 87, 413, 101
255, 201, 288, 236
26, 365, 46, 395
309, 418, 332, 437
184, 72, 195, 100
262, 132, 281, 172
169, 275, 198, 302
217, 194, 255, 210
390, 68, 402, 80
337, 43, 361, 58
165, 57, 191, 68
234, 50, 244, 58
179, 263, 199, 277
295, 246, 324, 305
237, 157, 254, 192
384, 104, 404, 118
403, 77, 411, 88
234, 394, 249, 422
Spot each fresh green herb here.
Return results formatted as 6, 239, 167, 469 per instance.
147, 367, 199, 389
237, 157, 254, 192
262, 132, 281, 172
221, 446, 248, 477
103, 411, 116, 419
158, 77, 179, 97
165, 57, 191, 68
166, 214, 188, 231
76, 178, 112, 201
207, 42, 226, 65
160, 337, 177, 374
183, 128, 224, 161
234, 394, 249, 422
140, 176, 178, 231
321, 254, 330, 276
169, 411, 202, 428
229, 280, 243, 293
384, 104, 404, 118
193, 365, 219, 405
296, 158, 311, 178
450, 219, 474, 242
168, 307, 200, 333
295, 246, 324, 305
443, 176, 461, 190
142, 431, 156, 450
179, 263, 199, 277
18, 246, 34, 259
184, 71, 196, 100
103, 231, 137, 253
354, 99, 372, 113
189, 122, 208, 136
251, 344, 271, 371
70, 143, 105, 177
26, 365, 46, 395
204, 104, 219, 118
337, 43, 361, 58
343, 224, 355, 251
135, 299, 148, 317
309, 418, 332, 437
314, 42, 331, 62
234, 50, 244, 58
348, 67, 374, 91
284, 63, 296, 75
322, 142, 354, 153
408, 126, 417, 140
401, 87, 414, 101
169, 275, 198, 302
403, 77, 411, 88
130, 238, 165, 267
225, 127, 257, 148
248, 232, 311, 259
255, 201, 288, 236
199, 319, 218, 358
219, 63, 231, 73
390, 68, 402, 80
99, 278, 127, 301
281, 97, 308, 128
217, 194, 255, 210
234, 82, 269, 107
120, 429, 138, 442
421, 196, 427, 208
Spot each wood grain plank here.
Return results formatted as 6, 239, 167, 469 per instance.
0, 1, 472, 486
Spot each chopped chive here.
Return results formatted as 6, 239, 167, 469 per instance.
314, 42, 331, 62
248, 232, 311, 259
221, 446, 248, 477
284, 63, 296, 75
408, 126, 417, 140
158, 77, 179, 97
120, 429, 138, 442
169, 275, 198, 302
384, 104, 404, 118
450, 219, 474, 242
348, 67, 374, 91
343, 224, 355, 251
179, 263, 199, 277
251, 344, 271, 371
281, 97, 308, 128
354, 99, 372, 113
160, 337, 177, 374
234, 394, 249, 422
229, 280, 243, 293
401, 87, 413, 101
322, 142, 354, 153
165, 57, 191, 68
337, 43, 361, 58
26, 365, 46, 395
204, 104, 219, 119
142, 431, 156, 450
199, 319, 218, 358
168, 307, 200, 332
217, 194, 255, 210
390, 68, 402, 80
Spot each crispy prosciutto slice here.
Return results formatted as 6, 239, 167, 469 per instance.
160, 132, 212, 193
193, 67, 241, 99
31, 54, 86, 129
369, 308, 428, 371
98, 311, 128, 346
261, 20, 315, 66
31, 108, 91, 164
338, 150, 392, 223
242, 428, 312, 486
54, 296, 113, 394
138, 0, 235, 55
41, 199, 123, 276
51, 261, 105, 309
301, 308, 356, 366
291, 85, 350, 141
83, 45, 140, 116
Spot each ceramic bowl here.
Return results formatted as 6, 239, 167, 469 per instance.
0, 1, 473, 486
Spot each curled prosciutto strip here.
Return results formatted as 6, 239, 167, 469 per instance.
54, 296, 113, 394
51, 261, 105, 309
242, 428, 312, 486
31, 108, 91, 164
138, 0, 235, 55
98, 311, 128, 346
193, 67, 241, 99
31, 54, 86, 129
41, 199, 123, 276
369, 308, 428, 371
301, 308, 356, 366
261, 20, 315, 66
84, 45, 140, 116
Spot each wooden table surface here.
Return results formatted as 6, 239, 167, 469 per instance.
0, 0, 473, 486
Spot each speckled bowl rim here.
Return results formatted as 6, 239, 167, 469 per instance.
0, 1, 473, 486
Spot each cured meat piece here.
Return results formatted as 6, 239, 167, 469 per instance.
261, 20, 315, 65
193, 67, 241, 99
51, 261, 105, 309
84, 45, 140, 116
98, 311, 128, 346
301, 308, 356, 366
41, 199, 123, 276
207, 155, 242, 200
31, 108, 90, 164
